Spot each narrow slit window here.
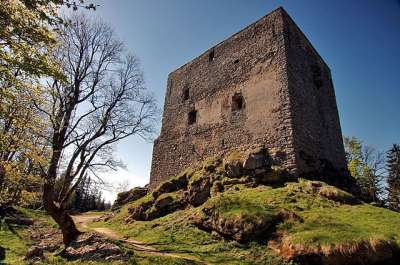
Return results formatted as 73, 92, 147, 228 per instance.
209, 50, 215, 62
231, 93, 244, 111
188, 110, 197, 125
182, 87, 189, 101
311, 65, 323, 89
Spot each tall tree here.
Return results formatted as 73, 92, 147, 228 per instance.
37, 13, 157, 244
387, 144, 400, 211
0, 84, 49, 210
344, 137, 385, 202
0, 0, 94, 210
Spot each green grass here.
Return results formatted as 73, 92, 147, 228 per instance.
91, 192, 291, 264
0, 208, 55, 264
201, 190, 278, 224
202, 181, 400, 250
17, 207, 57, 227
89, 179, 400, 264
0, 223, 32, 264
286, 204, 400, 246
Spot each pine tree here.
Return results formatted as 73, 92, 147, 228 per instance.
387, 144, 400, 211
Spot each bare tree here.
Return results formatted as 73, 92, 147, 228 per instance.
362, 146, 386, 202
344, 137, 386, 203
36, 14, 157, 244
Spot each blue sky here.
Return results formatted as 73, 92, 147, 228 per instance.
90, 0, 400, 200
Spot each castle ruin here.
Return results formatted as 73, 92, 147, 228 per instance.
150, 7, 347, 188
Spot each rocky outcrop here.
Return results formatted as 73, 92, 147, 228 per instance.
183, 176, 212, 206
126, 199, 154, 221
271, 237, 400, 265
126, 193, 184, 222
191, 205, 303, 244
62, 233, 129, 261
25, 246, 44, 262
152, 173, 188, 199
114, 186, 148, 208
224, 159, 244, 178
94, 212, 115, 222
302, 181, 359, 205
28, 222, 63, 253
191, 206, 279, 243
124, 148, 286, 222
243, 148, 272, 170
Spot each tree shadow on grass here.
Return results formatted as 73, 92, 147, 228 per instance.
0, 245, 5, 263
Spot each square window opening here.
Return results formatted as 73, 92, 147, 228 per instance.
232, 93, 244, 111
182, 87, 189, 101
188, 110, 197, 125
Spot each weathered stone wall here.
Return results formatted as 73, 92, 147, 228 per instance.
282, 10, 347, 176
150, 7, 346, 188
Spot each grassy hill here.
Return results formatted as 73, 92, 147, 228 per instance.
2, 148, 400, 264
90, 149, 400, 265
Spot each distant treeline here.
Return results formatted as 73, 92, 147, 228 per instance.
55, 174, 111, 213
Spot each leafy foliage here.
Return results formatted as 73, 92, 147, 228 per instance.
344, 136, 385, 202
0, 0, 96, 210
0, 85, 49, 209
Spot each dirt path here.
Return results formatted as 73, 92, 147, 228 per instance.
72, 214, 206, 264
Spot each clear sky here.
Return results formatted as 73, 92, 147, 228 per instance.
89, 0, 400, 201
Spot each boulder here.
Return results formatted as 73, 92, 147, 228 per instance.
126, 200, 153, 222
146, 195, 183, 220
152, 173, 188, 199
203, 157, 223, 173
243, 150, 272, 170
277, 209, 303, 223
210, 181, 224, 197
224, 160, 244, 178
184, 176, 212, 206
256, 170, 282, 184
192, 206, 280, 243
25, 246, 44, 260
62, 233, 128, 261
126, 194, 183, 222
27, 223, 63, 253
94, 212, 115, 222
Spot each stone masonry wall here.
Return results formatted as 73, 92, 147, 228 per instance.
281, 10, 347, 176
150, 8, 296, 188
149, 7, 347, 188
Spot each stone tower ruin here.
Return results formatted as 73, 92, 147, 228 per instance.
150, 7, 347, 188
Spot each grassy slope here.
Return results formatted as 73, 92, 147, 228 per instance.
0, 208, 50, 264
91, 195, 289, 265
0, 208, 194, 265
91, 180, 400, 264
0, 222, 32, 264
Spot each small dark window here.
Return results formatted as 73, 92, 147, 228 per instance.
188, 110, 197, 125
209, 50, 215, 62
231, 93, 244, 111
182, 87, 189, 101
233, 59, 240, 64
311, 65, 323, 89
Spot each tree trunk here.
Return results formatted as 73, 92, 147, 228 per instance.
56, 211, 82, 245
43, 183, 82, 245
